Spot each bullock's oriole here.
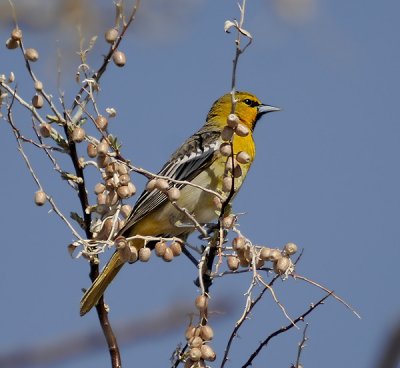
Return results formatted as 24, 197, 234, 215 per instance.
80, 91, 279, 316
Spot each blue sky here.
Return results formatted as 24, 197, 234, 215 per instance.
1, 1, 399, 367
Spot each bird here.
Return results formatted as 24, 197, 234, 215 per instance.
80, 91, 280, 316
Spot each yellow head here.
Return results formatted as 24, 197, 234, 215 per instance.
206, 91, 280, 131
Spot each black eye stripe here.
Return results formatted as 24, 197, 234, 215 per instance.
243, 98, 259, 107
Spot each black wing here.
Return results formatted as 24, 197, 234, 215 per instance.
122, 126, 221, 231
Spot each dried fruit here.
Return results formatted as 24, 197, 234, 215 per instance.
113, 50, 126, 67
120, 204, 132, 218
32, 94, 44, 109
232, 237, 246, 251
284, 242, 298, 255
227, 255, 239, 271
236, 151, 251, 164
39, 123, 51, 138
195, 295, 208, 311
274, 256, 291, 275
189, 348, 202, 362
222, 176, 233, 192
94, 183, 106, 194
259, 247, 272, 260
139, 247, 151, 262
105, 28, 118, 43
34, 190, 46, 206
221, 126, 234, 141
25, 48, 39, 62
200, 344, 216, 361
154, 241, 166, 257
72, 127, 85, 143
188, 336, 203, 348
227, 113, 240, 128
34, 80, 43, 91
168, 187, 181, 201
11, 28, 22, 41
170, 241, 182, 256
200, 325, 214, 341
219, 142, 232, 156
269, 249, 282, 262
155, 178, 169, 192
162, 247, 174, 262
117, 185, 130, 199
235, 123, 249, 137
87, 143, 97, 158
146, 178, 157, 192
97, 140, 109, 155
6, 38, 19, 49
95, 115, 108, 130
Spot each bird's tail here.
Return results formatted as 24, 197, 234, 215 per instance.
80, 252, 124, 316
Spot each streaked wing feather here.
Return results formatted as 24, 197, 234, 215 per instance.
121, 127, 221, 233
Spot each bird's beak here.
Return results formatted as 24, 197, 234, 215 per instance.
258, 104, 281, 115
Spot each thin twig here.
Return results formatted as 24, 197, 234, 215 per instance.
241, 292, 332, 368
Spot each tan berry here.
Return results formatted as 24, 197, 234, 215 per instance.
227, 255, 240, 271
139, 247, 151, 262
225, 156, 237, 172
146, 178, 157, 192
105, 162, 117, 177
170, 241, 182, 256
6, 38, 19, 49
127, 181, 136, 196
200, 325, 214, 341
95, 115, 108, 130
162, 247, 174, 262
232, 236, 246, 251
274, 256, 291, 275
11, 28, 22, 41
284, 242, 298, 255
219, 142, 232, 156
235, 123, 250, 137
97, 192, 107, 205
154, 241, 166, 257
128, 245, 138, 263
105, 28, 118, 43
167, 187, 181, 201
200, 344, 216, 361
105, 177, 116, 190
259, 247, 272, 260
34, 190, 46, 206
238, 253, 250, 268
155, 178, 169, 192
115, 236, 127, 249
227, 113, 240, 128
113, 50, 126, 67
72, 127, 85, 143
117, 163, 129, 175
232, 164, 242, 178
105, 190, 118, 206
189, 336, 203, 348
94, 183, 106, 194
32, 94, 44, 109
8, 72, 15, 83
117, 185, 130, 199
256, 257, 265, 268
221, 126, 234, 141
119, 174, 130, 185
236, 151, 251, 164
118, 243, 132, 262
34, 80, 43, 91
185, 325, 196, 340
189, 348, 202, 362
86, 143, 97, 158
222, 176, 233, 192
195, 295, 208, 311
25, 48, 39, 62
97, 140, 109, 156
269, 249, 282, 262
39, 123, 51, 138
120, 204, 132, 218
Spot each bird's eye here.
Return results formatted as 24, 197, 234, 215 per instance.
243, 98, 257, 107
